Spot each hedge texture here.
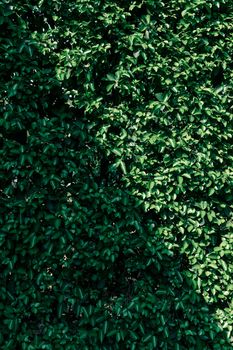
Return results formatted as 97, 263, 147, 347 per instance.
0, 0, 233, 349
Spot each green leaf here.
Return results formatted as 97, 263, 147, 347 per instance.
119, 160, 127, 174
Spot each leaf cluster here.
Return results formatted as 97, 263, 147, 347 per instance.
0, 0, 233, 349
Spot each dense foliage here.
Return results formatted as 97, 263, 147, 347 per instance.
0, 0, 233, 349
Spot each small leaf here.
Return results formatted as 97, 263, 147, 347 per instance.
119, 160, 127, 174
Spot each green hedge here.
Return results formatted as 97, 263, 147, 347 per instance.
0, 0, 233, 349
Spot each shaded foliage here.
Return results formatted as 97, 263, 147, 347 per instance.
0, 0, 233, 349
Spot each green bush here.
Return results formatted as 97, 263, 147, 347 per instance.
0, 0, 232, 349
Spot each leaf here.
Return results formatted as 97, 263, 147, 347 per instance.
119, 160, 127, 174
155, 93, 165, 102
152, 336, 157, 347
209, 188, 215, 196
112, 148, 121, 156
106, 83, 114, 92
103, 321, 108, 334
106, 73, 116, 81
178, 176, 183, 185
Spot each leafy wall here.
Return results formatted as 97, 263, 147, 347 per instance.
0, 0, 233, 349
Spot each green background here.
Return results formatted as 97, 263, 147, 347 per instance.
0, 0, 232, 348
